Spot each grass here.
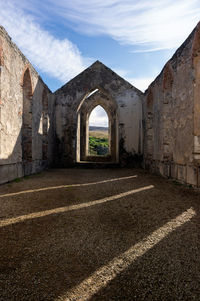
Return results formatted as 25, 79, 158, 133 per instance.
89, 134, 109, 156
13, 178, 23, 183
10, 172, 42, 184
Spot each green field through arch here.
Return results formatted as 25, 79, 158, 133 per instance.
89, 106, 109, 156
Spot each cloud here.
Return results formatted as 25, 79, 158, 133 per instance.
1, 0, 199, 86
89, 106, 108, 127
113, 68, 154, 91
1, 1, 199, 123
128, 77, 154, 92
41, 0, 200, 52
0, 1, 88, 83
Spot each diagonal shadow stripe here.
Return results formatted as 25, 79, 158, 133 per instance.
55, 207, 196, 301
0, 185, 153, 227
0, 175, 138, 198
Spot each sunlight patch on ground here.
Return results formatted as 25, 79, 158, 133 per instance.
56, 207, 196, 301
0, 185, 153, 227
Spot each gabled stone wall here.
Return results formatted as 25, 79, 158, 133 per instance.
54, 61, 143, 166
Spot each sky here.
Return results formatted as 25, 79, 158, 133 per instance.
0, 0, 200, 126
89, 105, 108, 127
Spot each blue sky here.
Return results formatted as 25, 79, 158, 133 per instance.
0, 0, 200, 125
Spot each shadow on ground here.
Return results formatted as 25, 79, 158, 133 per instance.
0, 168, 199, 301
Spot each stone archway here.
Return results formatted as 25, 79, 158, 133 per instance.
42, 88, 48, 161
22, 68, 33, 172
88, 105, 110, 157
54, 61, 142, 167
76, 88, 118, 163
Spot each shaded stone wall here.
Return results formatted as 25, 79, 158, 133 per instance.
0, 27, 54, 183
143, 24, 200, 186
192, 23, 200, 166
54, 61, 143, 167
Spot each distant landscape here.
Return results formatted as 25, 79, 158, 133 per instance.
89, 126, 108, 131
89, 126, 109, 155
89, 126, 108, 139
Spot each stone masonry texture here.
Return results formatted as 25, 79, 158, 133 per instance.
1, 22, 200, 186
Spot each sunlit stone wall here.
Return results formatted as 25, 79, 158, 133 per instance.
143, 23, 200, 187
0, 26, 54, 183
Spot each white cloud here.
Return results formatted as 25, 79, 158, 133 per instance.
0, 1, 88, 83
112, 68, 154, 91
127, 77, 154, 92
89, 106, 108, 127
43, 0, 200, 52
1, 0, 199, 123
1, 0, 199, 85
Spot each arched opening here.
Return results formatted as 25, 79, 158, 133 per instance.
42, 89, 48, 160
88, 105, 110, 157
22, 68, 32, 163
76, 88, 118, 163
162, 64, 173, 91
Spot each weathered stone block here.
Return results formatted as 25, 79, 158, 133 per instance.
7, 164, 18, 182
0, 165, 8, 184
186, 165, 198, 186
171, 162, 178, 179
17, 163, 23, 178
23, 162, 32, 176
177, 165, 187, 183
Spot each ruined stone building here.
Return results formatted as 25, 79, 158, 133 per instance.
1, 22, 200, 186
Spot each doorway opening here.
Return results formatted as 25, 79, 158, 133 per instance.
76, 88, 118, 163
88, 105, 110, 157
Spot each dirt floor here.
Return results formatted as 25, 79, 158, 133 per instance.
0, 168, 200, 301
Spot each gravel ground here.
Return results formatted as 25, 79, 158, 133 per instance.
0, 168, 199, 301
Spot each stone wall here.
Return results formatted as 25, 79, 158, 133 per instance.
143, 23, 200, 187
54, 61, 143, 166
1, 22, 200, 186
0, 26, 54, 183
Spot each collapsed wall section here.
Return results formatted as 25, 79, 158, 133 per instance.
0, 26, 54, 183
143, 24, 200, 186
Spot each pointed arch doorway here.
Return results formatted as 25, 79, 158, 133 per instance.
88, 105, 110, 157
76, 88, 118, 163
22, 68, 33, 175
